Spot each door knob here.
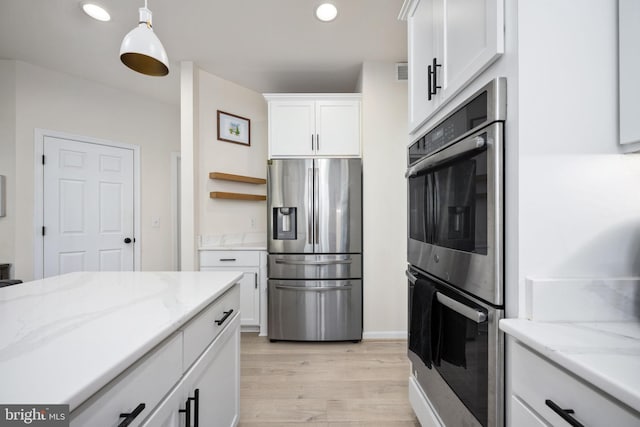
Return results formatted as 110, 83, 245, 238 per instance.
124, 238, 132, 244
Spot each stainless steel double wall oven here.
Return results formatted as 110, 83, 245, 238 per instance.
406, 78, 506, 427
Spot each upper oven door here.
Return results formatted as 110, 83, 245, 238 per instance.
406, 122, 503, 305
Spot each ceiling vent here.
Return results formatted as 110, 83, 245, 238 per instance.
396, 62, 408, 81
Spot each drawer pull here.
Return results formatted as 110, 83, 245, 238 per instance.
193, 389, 200, 427
219, 258, 237, 262
178, 397, 191, 425
118, 403, 145, 427
545, 399, 584, 427
215, 309, 234, 325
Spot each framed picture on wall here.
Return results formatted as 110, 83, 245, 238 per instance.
217, 110, 250, 146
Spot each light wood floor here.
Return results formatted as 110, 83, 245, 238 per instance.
239, 333, 420, 427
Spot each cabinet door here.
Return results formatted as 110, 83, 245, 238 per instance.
239, 271, 259, 326
269, 100, 315, 157
619, 0, 640, 145
139, 379, 189, 427
408, 0, 438, 133
510, 396, 549, 427
315, 100, 361, 156
440, 0, 504, 101
190, 314, 241, 427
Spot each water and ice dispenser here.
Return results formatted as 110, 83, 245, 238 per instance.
273, 207, 297, 240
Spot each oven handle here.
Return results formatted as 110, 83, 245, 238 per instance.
406, 270, 487, 323
436, 292, 487, 323
406, 270, 418, 284
405, 135, 486, 178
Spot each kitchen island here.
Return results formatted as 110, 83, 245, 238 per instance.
0, 271, 242, 426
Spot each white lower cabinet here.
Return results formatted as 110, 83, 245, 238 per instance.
69, 333, 183, 427
69, 283, 241, 427
141, 313, 240, 427
509, 339, 640, 427
510, 395, 548, 427
199, 250, 266, 332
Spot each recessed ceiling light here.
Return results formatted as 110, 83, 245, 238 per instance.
82, 3, 111, 22
316, 3, 338, 22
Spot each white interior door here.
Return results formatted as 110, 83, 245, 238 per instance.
43, 136, 135, 277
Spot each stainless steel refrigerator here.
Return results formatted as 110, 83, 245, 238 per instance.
267, 158, 362, 341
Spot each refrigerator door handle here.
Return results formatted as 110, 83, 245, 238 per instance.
307, 168, 313, 244
274, 258, 353, 265
314, 167, 319, 244
274, 284, 353, 291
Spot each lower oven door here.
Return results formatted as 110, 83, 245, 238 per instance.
268, 279, 362, 341
407, 268, 503, 427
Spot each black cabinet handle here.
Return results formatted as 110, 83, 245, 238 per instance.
194, 389, 200, 427
427, 64, 433, 100
124, 237, 132, 244
431, 58, 442, 96
118, 403, 145, 427
545, 399, 584, 427
215, 309, 234, 325
179, 397, 191, 425
219, 258, 236, 262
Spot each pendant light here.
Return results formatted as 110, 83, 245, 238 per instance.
120, 0, 169, 76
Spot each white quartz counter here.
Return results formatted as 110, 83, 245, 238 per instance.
0, 271, 242, 410
501, 276, 640, 413
501, 319, 640, 412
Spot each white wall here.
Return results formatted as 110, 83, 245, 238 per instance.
11, 60, 179, 280
361, 62, 408, 338
197, 69, 268, 239
0, 61, 16, 276
516, 0, 640, 300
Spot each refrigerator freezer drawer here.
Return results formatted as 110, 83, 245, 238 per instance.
268, 254, 362, 279
268, 279, 362, 341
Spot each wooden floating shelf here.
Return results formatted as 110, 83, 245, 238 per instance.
210, 192, 266, 201
209, 172, 266, 185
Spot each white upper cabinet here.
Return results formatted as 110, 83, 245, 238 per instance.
268, 100, 315, 157
406, 0, 437, 132
265, 94, 361, 158
401, 0, 504, 134
619, 0, 640, 146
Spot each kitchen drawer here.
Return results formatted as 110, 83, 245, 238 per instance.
511, 341, 640, 426
69, 332, 182, 427
199, 250, 260, 267
510, 395, 548, 427
182, 283, 240, 370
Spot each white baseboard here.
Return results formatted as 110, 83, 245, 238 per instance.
362, 330, 407, 340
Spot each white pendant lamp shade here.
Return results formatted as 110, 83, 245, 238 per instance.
120, 6, 169, 76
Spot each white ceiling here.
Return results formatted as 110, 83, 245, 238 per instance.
0, 0, 407, 105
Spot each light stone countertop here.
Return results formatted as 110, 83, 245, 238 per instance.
501, 276, 640, 413
0, 271, 242, 410
500, 319, 640, 412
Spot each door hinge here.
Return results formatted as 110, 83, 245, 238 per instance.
42, 155, 45, 165
42, 226, 46, 236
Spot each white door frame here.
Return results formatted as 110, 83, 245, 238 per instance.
170, 152, 181, 271
33, 128, 141, 279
